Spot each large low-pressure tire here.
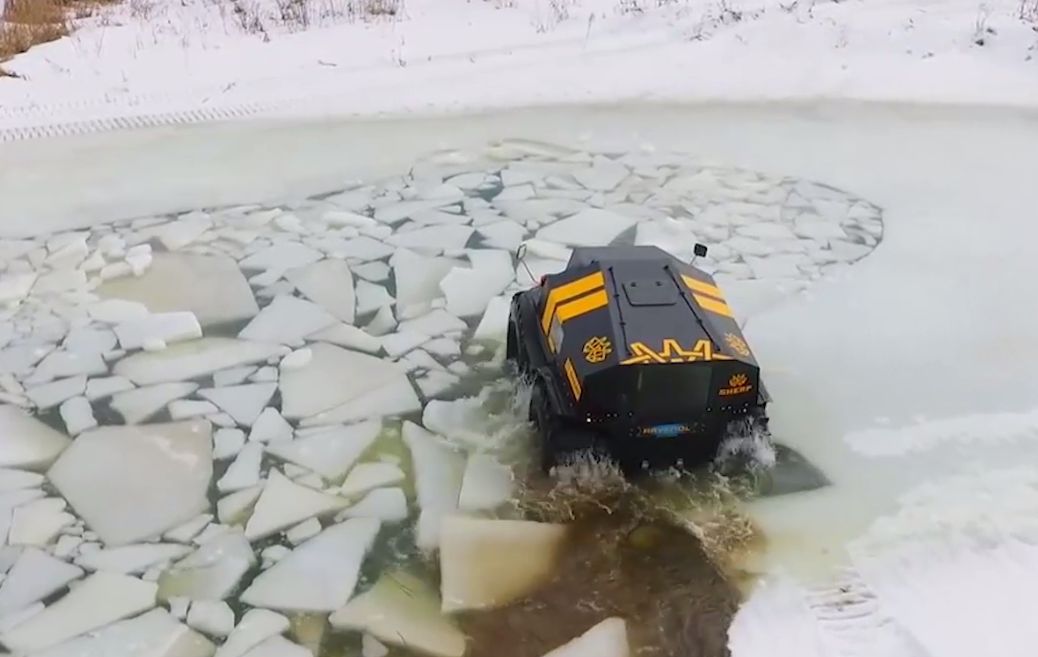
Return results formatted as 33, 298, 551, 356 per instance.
530, 381, 606, 472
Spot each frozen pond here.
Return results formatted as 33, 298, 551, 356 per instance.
1, 103, 1038, 656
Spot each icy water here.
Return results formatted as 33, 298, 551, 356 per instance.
0, 135, 884, 656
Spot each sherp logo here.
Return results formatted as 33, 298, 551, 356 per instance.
719, 373, 752, 396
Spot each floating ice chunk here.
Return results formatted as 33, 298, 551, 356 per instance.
284, 518, 321, 545
239, 243, 322, 271
33, 270, 87, 295
76, 544, 191, 575
0, 548, 83, 618
239, 296, 336, 346
0, 273, 36, 305
110, 382, 198, 424
241, 518, 379, 612
217, 486, 263, 526
352, 261, 390, 283
155, 215, 213, 251
423, 338, 460, 359
285, 260, 355, 325
29, 350, 107, 384
211, 609, 289, 657
0, 414, 60, 471
30, 608, 214, 657
0, 490, 46, 543
247, 409, 293, 443
99, 253, 259, 326
279, 348, 311, 371
410, 209, 470, 226
362, 634, 389, 657
0, 469, 43, 493
458, 455, 513, 512
440, 250, 514, 318
88, 299, 149, 324
26, 375, 86, 410
541, 618, 630, 657
535, 209, 637, 247
265, 421, 381, 481
402, 423, 465, 552
249, 366, 278, 383
64, 328, 117, 355
162, 514, 213, 544
307, 323, 381, 354
299, 377, 420, 427
338, 488, 407, 523
199, 384, 277, 427
473, 295, 510, 341
217, 443, 264, 493
158, 530, 255, 602
0, 571, 157, 653
243, 471, 348, 542
381, 331, 429, 358
213, 367, 257, 387
415, 371, 458, 400
48, 420, 212, 546
374, 200, 452, 225
84, 375, 133, 400
167, 596, 190, 620
439, 516, 567, 612
389, 249, 460, 310
114, 338, 284, 385
476, 220, 526, 251
58, 396, 97, 435
187, 600, 234, 639
8, 498, 74, 546
745, 255, 804, 279
114, 312, 202, 351
355, 280, 394, 316
260, 545, 290, 566
337, 463, 406, 499
364, 305, 397, 337
213, 429, 246, 460
318, 236, 394, 261
329, 570, 465, 657
169, 400, 220, 420
322, 210, 376, 228
495, 184, 535, 201
279, 343, 407, 419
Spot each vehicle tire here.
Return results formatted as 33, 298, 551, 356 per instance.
506, 320, 518, 361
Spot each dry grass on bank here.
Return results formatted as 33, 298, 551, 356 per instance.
0, 0, 120, 75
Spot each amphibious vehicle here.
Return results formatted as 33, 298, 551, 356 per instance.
506, 244, 772, 473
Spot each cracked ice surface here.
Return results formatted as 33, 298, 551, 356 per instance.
0, 141, 885, 656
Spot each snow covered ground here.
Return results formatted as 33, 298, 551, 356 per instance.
2, 0, 1038, 655
2, 0, 1038, 137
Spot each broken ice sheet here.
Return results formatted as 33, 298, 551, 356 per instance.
337, 463, 406, 498
403, 422, 465, 552
110, 382, 198, 424
29, 608, 214, 657
98, 253, 259, 327
240, 518, 380, 612
337, 488, 408, 523
199, 383, 276, 427
114, 338, 284, 385
187, 600, 235, 638
265, 421, 381, 482
158, 529, 255, 601
389, 249, 460, 311
439, 516, 568, 613
278, 343, 408, 419
243, 470, 348, 542
329, 569, 465, 657
285, 259, 355, 324
0, 405, 70, 470
48, 420, 212, 545
0, 547, 83, 618
214, 608, 289, 657
458, 454, 514, 512
440, 249, 514, 318
238, 296, 337, 346
297, 376, 420, 427
217, 443, 264, 493
0, 571, 157, 654
307, 323, 381, 354
7, 497, 75, 546
535, 208, 638, 247
113, 312, 202, 351
76, 543, 192, 575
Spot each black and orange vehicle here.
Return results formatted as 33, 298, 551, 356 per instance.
506, 244, 772, 473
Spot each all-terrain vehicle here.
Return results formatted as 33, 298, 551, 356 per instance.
506, 244, 772, 473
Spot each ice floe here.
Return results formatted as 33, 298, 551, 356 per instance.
285, 259, 355, 324
337, 463, 406, 498
199, 383, 276, 427
240, 518, 379, 612
110, 382, 198, 424
0, 548, 83, 618
239, 296, 337, 346
0, 405, 70, 470
48, 420, 212, 545
439, 516, 567, 612
216, 486, 263, 526
279, 343, 408, 420
247, 408, 293, 443
243, 470, 348, 542
330, 569, 465, 657
337, 487, 408, 523
187, 600, 235, 639
403, 422, 465, 552
29, 608, 214, 657
7, 497, 75, 546
0, 571, 157, 653
0, 469, 44, 493
99, 253, 259, 326
265, 421, 381, 482
76, 544, 191, 575
217, 443, 264, 493
114, 338, 284, 385
213, 608, 289, 657
158, 530, 255, 601
458, 454, 514, 512
307, 323, 381, 354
